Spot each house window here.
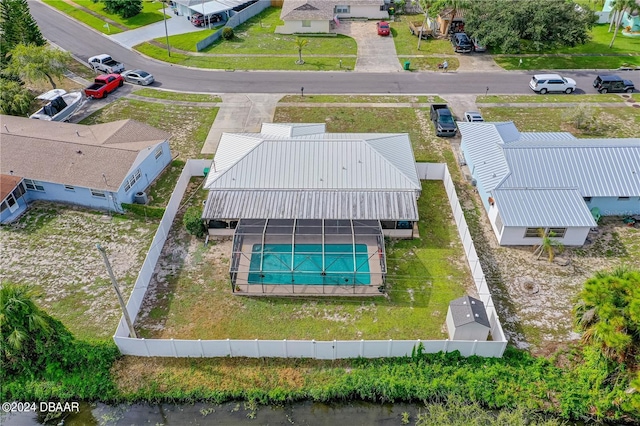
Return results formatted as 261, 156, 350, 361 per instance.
13, 183, 25, 199
64, 185, 75, 191
380, 5, 385, 11
124, 169, 142, 193
618, 196, 630, 201
547, 228, 567, 238
302, 20, 311, 27
583, 197, 592, 202
91, 189, 106, 198
154, 147, 163, 159
23, 179, 44, 192
334, 5, 350, 13
495, 213, 504, 234
524, 228, 540, 238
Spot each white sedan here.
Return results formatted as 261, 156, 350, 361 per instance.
464, 111, 484, 122
121, 69, 154, 86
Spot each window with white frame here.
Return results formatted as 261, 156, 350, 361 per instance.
302, 20, 311, 27
547, 228, 567, 238
154, 147, 163, 159
91, 189, 106, 198
524, 228, 540, 238
64, 185, 75, 191
334, 5, 349, 13
23, 179, 45, 192
124, 169, 142, 193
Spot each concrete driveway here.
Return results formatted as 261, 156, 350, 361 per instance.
335, 21, 402, 72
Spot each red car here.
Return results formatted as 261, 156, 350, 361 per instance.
377, 21, 390, 36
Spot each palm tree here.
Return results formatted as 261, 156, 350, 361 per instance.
532, 229, 564, 262
609, 0, 638, 48
294, 37, 308, 65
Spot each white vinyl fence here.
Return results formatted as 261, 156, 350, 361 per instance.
114, 162, 507, 358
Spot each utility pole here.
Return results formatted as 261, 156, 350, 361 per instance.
162, 0, 171, 57
96, 243, 138, 338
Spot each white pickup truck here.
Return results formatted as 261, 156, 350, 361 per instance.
88, 54, 124, 74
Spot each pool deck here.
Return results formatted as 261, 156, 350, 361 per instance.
232, 235, 385, 296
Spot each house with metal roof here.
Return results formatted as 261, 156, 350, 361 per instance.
458, 121, 640, 246
203, 122, 420, 295
171, 0, 256, 23
0, 115, 172, 223
276, 0, 388, 34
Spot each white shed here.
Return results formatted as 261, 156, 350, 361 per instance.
446, 295, 490, 341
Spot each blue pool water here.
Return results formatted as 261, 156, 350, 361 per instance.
248, 244, 371, 285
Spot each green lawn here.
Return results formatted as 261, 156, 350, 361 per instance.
476, 94, 626, 103
541, 24, 640, 55
495, 55, 640, 70
278, 95, 434, 103
153, 27, 224, 51
147, 160, 186, 207
400, 56, 459, 71
391, 15, 454, 55
134, 88, 221, 103
71, 0, 166, 29
80, 99, 217, 158
632, 94, 640, 102
136, 42, 356, 71
482, 106, 640, 138
42, 0, 123, 34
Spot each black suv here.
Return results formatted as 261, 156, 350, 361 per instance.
593, 75, 635, 93
451, 32, 472, 53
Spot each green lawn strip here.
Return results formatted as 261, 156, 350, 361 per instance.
476, 94, 626, 103
80, 99, 217, 158
399, 56, 459, 71
632, 94, 640, 102
0, 204, 158, 341
278, 95, 431, 103
135, 42, 354, 70
482, 106, 640, 138
152, 28, 223, 51
134, 88, 221, 103
42, 0, 123, 34
274, 107, 443, 162
147, 160, 186, 207
72, 0, 167, 29
391, 15, 454, 55
495, 54, 640, 70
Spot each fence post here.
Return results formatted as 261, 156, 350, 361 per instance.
387, 339, 393, 357
143, 338, 150, 357
333, 339, 337, 360
443, 339, 449, 353
227, 338, 232, 356
255, 339, 260, 358
283, 339, 288, 358
171, 338, 177, 357
360, 339, 364, 357
199, 339, 204, 357
471, 340, 478, 356
313, 339, 316, 359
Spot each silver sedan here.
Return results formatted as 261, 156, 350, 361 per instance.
121, 69, 155, 86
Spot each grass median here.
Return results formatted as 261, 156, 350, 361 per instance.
476, 94, 626, 103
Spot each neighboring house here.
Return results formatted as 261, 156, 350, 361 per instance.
458, 121, 640, 246
171, 0, 255, 21
277, 0, 388, 34
202, 122, 420, 295
0, 115, 172, 223
446, 295, 491, 341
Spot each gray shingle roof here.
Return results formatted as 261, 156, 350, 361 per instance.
449, 295, 490, 328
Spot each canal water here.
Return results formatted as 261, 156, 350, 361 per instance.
1, 400, 585, 425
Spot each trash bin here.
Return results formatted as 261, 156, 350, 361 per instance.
403, 61, 410, 70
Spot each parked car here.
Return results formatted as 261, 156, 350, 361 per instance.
593, 74, 635, 93
529, 74, 576, 94
451, 32, 472, 53
121, 69, 154, 86
191, 12, 222, 27
464, 111, 484, 122
88, 54, 124, 74
471, 38, 486, 52
377, 21, 390, 36
84, 74, 123, 99
430, 104, 457, 137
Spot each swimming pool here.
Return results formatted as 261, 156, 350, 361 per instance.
248, 244, 371, 285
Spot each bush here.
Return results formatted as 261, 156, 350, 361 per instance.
183, 206, 206, 238
222, 27, 234, 40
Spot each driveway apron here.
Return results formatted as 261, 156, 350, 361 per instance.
335, 21, 402, 72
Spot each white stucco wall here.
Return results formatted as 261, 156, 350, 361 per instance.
338, 5, 388, 19
498, 226, 591, 246
276, 20, 330, 34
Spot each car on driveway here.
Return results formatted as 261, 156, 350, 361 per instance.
593, 74, 635, 93
464, 111, 484, 122
529, 74, 576, 94
121, 69, 154, 86
451, 32, 472, 53
377, 21, 390, 36
471, 38, 486, 52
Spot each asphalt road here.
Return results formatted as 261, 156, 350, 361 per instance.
31, 1, 610, 95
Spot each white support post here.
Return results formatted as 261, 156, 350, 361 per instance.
443, 339, 450, 353
313, 339, 317, 358
143, 338, 150, 357
387, 339, 393, 357
283, 339, 288, 358
227, 338, 232, 356
333, 339, 337, 360
171, 338, 177, 357
255, 339, 260, 357
471, 340, 478, 356
360, 339, 364, 357
199, 339, 204, 357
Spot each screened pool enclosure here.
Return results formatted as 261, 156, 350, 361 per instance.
230, 219, 387, 296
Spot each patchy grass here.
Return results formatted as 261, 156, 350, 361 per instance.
147, 160, 186, 207
79, 99, 217, 158
274, 106, 447, 163
71, 0, 166, 29
481, 106, 640, 138
135, 42, 356, 71
134, 88, 221, 103
476, 94, 626, 103
136, 181, 471, 341
67, 59, 97, 80
495, 55, 640, 70
278, 95, 436, 103
0, 203, 158, 341
42, 0, 123, 34
631, 94, 640, 102
391, 15, 454, 55
399, 56, 459, 71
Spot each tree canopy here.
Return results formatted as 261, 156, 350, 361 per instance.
102, 0, 143, 19
6, 44, 71, 89
0, 0, 46, 68
463, 0, 597, 53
